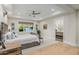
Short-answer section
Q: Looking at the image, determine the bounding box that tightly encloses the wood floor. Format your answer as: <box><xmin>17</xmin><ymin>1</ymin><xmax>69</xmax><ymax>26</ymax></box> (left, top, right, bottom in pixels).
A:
<box><xmin>25</xmin><ymin>42</ymin><xmax>79</xmax><ymax>55</ymax></box>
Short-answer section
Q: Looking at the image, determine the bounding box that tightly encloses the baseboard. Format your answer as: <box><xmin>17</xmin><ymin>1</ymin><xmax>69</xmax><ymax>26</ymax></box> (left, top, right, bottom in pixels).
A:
<box><xmin>63</xmin><ymin>41</ymin><xmax>77</xmax><ymax>47</ymax></box>
<box><xmin>76</xmin><ymin>44</ymin><xmax>79</xmax><ymax>47</ymax></box>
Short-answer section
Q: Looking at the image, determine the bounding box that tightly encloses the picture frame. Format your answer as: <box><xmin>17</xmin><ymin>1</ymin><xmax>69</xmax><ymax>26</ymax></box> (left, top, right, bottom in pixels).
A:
<box><xmin>43</xmin><ymin>24</ymin><xmax>47</xmax><ymax>30</ymax></box>
<box><xmin>11</xmin><ymin>23</ymin><xmax>15</xmax><ymax>31</ymax></box>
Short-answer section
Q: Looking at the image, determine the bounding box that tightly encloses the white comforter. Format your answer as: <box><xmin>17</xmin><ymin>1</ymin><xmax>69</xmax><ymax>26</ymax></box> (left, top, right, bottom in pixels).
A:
<box><xmin>5</xmin><ymin>34</ymin><xmax>39</xmax><ymax>44</ymax></box>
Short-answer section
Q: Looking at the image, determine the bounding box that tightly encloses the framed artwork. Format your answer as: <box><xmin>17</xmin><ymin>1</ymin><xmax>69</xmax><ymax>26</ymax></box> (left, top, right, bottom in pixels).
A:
<box><xmin>11</xmin><ymin>23</ymin><xmax>15</xmax><ymax>31</ymax></box>
<box><xmin>43</xmin><ymin>24</ymin><xmax>47</xmax><ymax>30</ymax></box>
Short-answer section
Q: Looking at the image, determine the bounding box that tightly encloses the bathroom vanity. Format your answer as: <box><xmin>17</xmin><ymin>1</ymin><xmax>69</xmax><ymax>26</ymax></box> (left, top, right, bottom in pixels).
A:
<box><xmin>56</xmin><ymin>32</ymin><xmax>63</xmax><ymax>42</ymax></box>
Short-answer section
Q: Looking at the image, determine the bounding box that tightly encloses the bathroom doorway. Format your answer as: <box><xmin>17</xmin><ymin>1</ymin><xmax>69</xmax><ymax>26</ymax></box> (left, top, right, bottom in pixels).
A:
<box><xmin>55</xmin><ymin>18</ymin><xmax>64</xmax><ymax>42</ymax></box>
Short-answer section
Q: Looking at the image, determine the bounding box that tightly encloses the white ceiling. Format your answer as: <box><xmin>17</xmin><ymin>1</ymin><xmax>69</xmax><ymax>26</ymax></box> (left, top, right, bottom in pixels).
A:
<box><xmin>70</xmin><ymin>5</ymin><xmax>79</xmax><ymax>10</ymax></box>
<box><xmin>3</xmin><ymin>4</ymin><xmax>76</xmax><ymax>21</ymax></box>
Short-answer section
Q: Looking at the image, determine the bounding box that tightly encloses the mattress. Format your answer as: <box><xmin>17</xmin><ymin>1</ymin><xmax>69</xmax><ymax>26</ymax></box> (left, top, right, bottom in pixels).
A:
<box><xmin>5</xmin><ymin>34</ymin><xmax>39</xmax><ymax>44</ymax></box>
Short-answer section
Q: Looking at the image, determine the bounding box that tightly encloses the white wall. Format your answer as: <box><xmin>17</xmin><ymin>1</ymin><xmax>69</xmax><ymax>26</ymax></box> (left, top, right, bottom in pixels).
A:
<box><xmin>39</xmin><ymin>15</ymin><xmax>64</xmax><ymax>41</ymax></box>
<box><xmin>7</xmin><ymin>11</ymin><xmax>77</xmax><ymax>46</ymax></box>
<box><xmin>0</xmin><ymin>5</ymin><xmax>8</xmax><ymax>24</ymax></box>
<box><xmin>8</xmin><ymin>18</ymin><xmax>18</xmax><ymax>33</ymax></box>
<box><xmin>39</xmin><ymin>12</ymin><xmax>77</xmax><ymax>46</ymax></box>
<box><xmin>0</xmin><ymin>5</ymin><xmax>4</xmax><ymax>22</ymax></box>
<box><xmin>0</xmin><ymin>5</ymin><xmax>8</xmax><ymax>31</ymax></box>
<box><xmin>64</xmin><ymin>13</ymin><xmax>77</xmax><ymax>46</ymax></box>
<box><xmin>8</xmin><ymin>17</ymin><xmax>38</xmax><ymax>35</ymax></box>
<box><xmin>55</xmin><ymin>16</ymin><xmax>64</xmax><ymax>32</ymax></box>
<box><xmin>0</xmin><ymin>5</ymin><xmax>3</xmax><ymax>30</ymax></box>
<box><xmin>39</xmin><ymin>18</ymin><xmax>56</xmax><ymax>41</ymax></box>
<box><xmin>76</xmin><ymin>11</ymin><xmax>79</xmax><ymax>47</ymax></box>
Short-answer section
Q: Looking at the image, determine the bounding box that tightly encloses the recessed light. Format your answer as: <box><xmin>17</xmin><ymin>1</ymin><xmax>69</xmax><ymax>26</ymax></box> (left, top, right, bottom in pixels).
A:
<box><xmin>51</xmin><ymin>9</ymin><xmax>55</xmax><ymax>11</ymax></box>
<box><xmin>33</xmin><ymin>18</ymin><xmax>42</xmax><ymax>20</ymax></box>
<box><xmin>52</xmin><ymin>11</ymin><xmax>61</xmax><ymax>15</ymax></box>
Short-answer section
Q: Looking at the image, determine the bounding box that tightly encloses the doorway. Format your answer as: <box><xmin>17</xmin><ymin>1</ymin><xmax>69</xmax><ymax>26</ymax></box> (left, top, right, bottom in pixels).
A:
<box><xmin>55</xmin><ymin>19</ymin><xmax>64</xmax><ymax>42</ymax></box>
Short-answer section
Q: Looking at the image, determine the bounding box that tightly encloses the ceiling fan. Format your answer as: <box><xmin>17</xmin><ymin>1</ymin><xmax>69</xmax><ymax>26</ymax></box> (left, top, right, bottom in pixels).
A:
<box><xmin>29</xmin><ymin>10</ymin><xmax>40</xmax><ymax>17</ymax></box>
<box><xmin>32</xmin><ymin>10</ymin><xmax>40</xmax><ymax>15</ymax></box>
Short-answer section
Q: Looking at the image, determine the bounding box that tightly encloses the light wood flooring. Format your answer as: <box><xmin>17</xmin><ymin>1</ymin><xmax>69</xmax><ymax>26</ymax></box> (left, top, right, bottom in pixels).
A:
<box><xmin>25</xmin><ymin>42</ymin><xmax>79</xmax><ymax>55</ymax></box>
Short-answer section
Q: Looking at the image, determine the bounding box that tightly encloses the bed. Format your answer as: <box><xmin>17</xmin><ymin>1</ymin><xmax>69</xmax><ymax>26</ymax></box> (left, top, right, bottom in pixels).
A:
<box><xmin>5</xmin><ymin>34</ymin><xmax>40</xmax><ymax>49</ymax></box>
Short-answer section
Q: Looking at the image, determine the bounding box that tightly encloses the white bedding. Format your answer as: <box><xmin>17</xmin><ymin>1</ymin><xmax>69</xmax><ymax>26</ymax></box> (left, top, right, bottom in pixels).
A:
<box><xmin>5</xmin><ymin>34</ymin><xmax>39</xmax><ymax>44</ymax></box>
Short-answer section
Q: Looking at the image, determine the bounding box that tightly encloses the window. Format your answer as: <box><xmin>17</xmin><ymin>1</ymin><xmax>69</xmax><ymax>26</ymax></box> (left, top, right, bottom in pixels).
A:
<box><xmin>18</xmin><ymin>22</ymin><xmax>33</xmax><ymax>32</ymax></box>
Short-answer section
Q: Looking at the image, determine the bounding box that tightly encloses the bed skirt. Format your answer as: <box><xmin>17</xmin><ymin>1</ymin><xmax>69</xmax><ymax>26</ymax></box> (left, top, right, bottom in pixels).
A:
<box><xmin>21</xmin><ymin>41</ymin><xmax>40</xmax><ymax>50</ymax></box>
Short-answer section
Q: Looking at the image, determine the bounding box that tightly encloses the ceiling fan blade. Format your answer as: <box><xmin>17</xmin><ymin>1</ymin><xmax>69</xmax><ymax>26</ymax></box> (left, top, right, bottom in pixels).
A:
<box><xmin>32</xmin><ymin>10</ymin><xmax>40</xmax><ymax>15</ymax></box>
<box><xmin>33</xmin><ymin>12</ymin><xmax>40</xmax><ymax>15</ymax></box>
<box><xmin>35</xmin><ymin>13</ymin><xmax>40</xmax><ymax>14</ymax></box>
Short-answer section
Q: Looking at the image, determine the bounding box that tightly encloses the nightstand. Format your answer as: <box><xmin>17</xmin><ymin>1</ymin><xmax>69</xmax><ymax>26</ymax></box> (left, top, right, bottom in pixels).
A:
<box><xmin>0</xmin><ymin>41</ymin><xmax>22</xmax><ymax>55</ymax></box>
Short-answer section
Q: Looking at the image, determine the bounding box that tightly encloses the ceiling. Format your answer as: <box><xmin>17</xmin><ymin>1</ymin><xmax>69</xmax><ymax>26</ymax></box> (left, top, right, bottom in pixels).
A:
<box><xmin>2</xmin><ymin>4</ymin><xmax>76</xmax><ymax>21</ymax></box>
<box><xmin>70</xmin><ymin>5</ymin><xmax>79</xmax><ymax>10</ymax></box>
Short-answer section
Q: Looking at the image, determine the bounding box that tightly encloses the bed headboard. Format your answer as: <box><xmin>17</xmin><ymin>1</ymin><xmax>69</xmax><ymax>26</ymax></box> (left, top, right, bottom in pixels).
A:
<box><xmin>18</xmin><ymin>32</ymin><xmax>31</xmax><ymax>35</ymax></box>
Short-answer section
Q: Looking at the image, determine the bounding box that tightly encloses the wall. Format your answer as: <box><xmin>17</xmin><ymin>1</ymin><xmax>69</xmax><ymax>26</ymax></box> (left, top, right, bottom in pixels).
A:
<box><xmin>76</xmin><ymin>11</ymin><xmax>79</xmax><ymax>47</ymax></box>
<box><xmin>64</xmin><ymin>13</ymin><xmax>77</xmax><ymax>46</ymax></box>
<box><xmin>8</xmin><ymin>12</ymin><xmax>77</xmax><ymax>46</ymax></box>
<box><xmin>8</xmin><ymin>18</ymin><xmax>18</xmax><ymax>33</ymax></box>
<box><xmin>0</xmin><ymin>5</ymin><xmax>4</xmax><ymax>22</ymax></box>
<box><xmin>0</xmin><ymin>5</ymin><xmax>8</xmax><ymax>24</ymax></box>
<box><xmin>0</xmin><ymin>5</ymin><xmax>8</xmax><ymax>31</ymax></box>
<box><xmin>55</xmin><ymin>17</ymin><xmax>64</xmax><ymax>32</ymax></box>
<box><xmin>0</xmin><ymin>5</ymin><xmax>3</xmax><ymax>30</ymax></box>
<box><xmin>8</xmin><ymin>17</ymin><xmax>39</xmax><ymax>35</ymax></box>
<box><xmin>39</xmin><ymin>12</ymin><xmax>77</xmax><ymax>46</ymax></box>
<box><xmin>39</xmin><ymin>15</ymin><xmax>64</xmax><ymax>41</ymax></box>
<box><xmin>39</xmin><ymin>18</ymin><xmax>56</xmax><ymax>41</ymax></box>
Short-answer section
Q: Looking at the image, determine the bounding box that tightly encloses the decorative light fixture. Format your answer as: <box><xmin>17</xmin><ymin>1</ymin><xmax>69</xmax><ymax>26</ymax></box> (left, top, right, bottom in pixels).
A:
<box><xmin>3</xmin><ymin>9</ymin><xmax>7</xmax><ymax>16</ymax></box>
<box><xmin>2</xmin><ymin>5</ymin><xmax>8</xmax><ymax>17</ymax></box>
